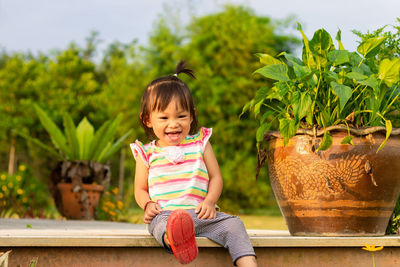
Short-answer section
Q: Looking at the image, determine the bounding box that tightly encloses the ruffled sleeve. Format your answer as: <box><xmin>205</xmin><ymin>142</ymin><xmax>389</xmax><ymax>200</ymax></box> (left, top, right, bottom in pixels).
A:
<box><xmin>200</xmin><ymin>127</ymin><xmax>212</xmax><ymax>152</ymax></box>
<box><xmin>130</xmin><ymin>140</ymin><xmax>149</xmax><ymax>168</ymax></box>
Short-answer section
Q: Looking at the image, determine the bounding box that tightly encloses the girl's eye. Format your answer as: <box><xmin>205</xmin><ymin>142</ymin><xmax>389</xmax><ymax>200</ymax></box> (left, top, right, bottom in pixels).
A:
<box><xmin>159</xmin><ymin>117</ymin><xmax>168</xmax><ymax>120</ymax></box>
<box><xmin>179</xmin><ymin>115</ymin><xmax>187</xmax><ymax>118</ymax></box>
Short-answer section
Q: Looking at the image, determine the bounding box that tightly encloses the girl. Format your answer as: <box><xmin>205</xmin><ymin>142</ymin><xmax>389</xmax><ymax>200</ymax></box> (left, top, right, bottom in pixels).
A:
<box><xmin>131</xmin><ymin>61</ymin><xmax>257</xmax><ymax>266</ymax></box>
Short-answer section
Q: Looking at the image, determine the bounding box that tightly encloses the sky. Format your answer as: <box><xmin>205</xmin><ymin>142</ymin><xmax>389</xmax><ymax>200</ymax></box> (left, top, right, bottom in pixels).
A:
<box><xmin>0</xmin><ymin>0</ymin><xmax>399</xmax><ymax>57</ymax></box>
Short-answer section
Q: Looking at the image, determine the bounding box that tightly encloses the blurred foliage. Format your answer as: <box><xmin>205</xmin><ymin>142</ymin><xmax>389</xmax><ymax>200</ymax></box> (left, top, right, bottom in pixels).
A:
<box><xmin>0</xmin><ymin>165</ymin><xmax>56</xmax><ymax>218</ymax></box>
<box><xmin>0</xmin><ymin>5</ymin><xmax>300</xmax><ymax>215</ymax></box>
<box><xmin>96</xmin><ymin>186</ymin><xmax>125</xmax><ymax>221</ymax></box>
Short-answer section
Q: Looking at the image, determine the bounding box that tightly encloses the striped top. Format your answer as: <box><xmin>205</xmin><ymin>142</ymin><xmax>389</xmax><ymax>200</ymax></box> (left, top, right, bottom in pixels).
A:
<box><xmin>131</xmin><ymin>127</ymin><xmax>212</xmax><ymax>210</ymax></box>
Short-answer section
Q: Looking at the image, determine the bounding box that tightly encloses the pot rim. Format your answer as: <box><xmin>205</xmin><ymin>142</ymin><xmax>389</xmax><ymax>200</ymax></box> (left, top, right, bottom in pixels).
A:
<box><xmin>264</xmin><ymin>125</ymin><xmax>400</xmax><ymax>141</ymax></box>
<box><xmin>57</xmin><ymin>182</ymin><xmax>104</xmax><ymax>191</ymax></box>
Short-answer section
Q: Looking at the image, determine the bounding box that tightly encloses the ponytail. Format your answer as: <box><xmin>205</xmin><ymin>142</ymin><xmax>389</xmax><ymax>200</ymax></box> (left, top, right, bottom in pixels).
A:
<box><xmin>174</xmin><ymin>60</ymin><xmax>196</xmax><ymax>79</ymax></box>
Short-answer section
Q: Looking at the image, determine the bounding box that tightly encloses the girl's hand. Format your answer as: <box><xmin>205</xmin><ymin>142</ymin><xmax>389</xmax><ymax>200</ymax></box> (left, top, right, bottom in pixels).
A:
<box><xmin>195</xmin><ymin>200</ymin><xmax>217</xmax><ymax>219</ymax></box>
<box><xmin>143</xmin><ymin>202</ymin><xmax>162</xmax><ymax>224</ymax></box>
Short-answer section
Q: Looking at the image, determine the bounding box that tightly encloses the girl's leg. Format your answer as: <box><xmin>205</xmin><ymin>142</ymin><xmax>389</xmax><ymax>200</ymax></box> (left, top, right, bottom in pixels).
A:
<box><xmin>148</xmin><ymin>210</ymin><xmax>173</xmax><ymax>252</ymax></box>
<box><xmin>188</xmin><ymin>210</ymin><xmax>257</xmax><ymax>266</ymax></box>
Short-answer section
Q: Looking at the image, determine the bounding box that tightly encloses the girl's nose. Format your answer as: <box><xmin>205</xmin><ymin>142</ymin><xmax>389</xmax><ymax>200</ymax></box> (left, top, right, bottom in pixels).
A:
<box><xmin>169</xmin><ymin>118</ymin><xmax>179</xmax><ymax>127</ymax></box>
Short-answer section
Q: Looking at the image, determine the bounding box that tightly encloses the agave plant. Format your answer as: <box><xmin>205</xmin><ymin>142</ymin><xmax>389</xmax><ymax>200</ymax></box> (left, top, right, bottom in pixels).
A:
<box><xmin>18</xmin><ymin>104</ymin><xmax>132</xmax><ymax>164</ymax></box>
<box><xmin>18</xmin><ymin>104</ymin><xmax>132</xmax><ymax>218</ymax></box>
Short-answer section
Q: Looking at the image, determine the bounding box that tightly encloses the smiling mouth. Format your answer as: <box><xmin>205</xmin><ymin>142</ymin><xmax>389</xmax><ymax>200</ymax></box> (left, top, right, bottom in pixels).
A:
<box><xmin>165</xmin><ymin>131</ymin><xmax>182</xmax><ymax>141</ymax></box>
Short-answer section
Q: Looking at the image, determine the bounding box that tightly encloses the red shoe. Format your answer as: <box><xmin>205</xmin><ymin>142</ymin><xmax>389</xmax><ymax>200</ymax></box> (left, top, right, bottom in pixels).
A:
<box><xmin>166</xmin><ymin>209</ymin><xmax>198</xmax><ymax>264</ymax></box>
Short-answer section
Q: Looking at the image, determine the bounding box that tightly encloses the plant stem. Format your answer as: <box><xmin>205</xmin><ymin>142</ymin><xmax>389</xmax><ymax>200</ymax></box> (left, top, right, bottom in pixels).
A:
<box><xmin>372</xmin><ymin>252</ymin><xmax>375</xmax><ymax>267</ymax></box>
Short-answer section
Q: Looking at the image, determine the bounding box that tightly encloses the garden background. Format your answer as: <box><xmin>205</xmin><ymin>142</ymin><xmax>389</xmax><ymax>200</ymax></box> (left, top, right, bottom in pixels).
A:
<box><xmin>0</xmin><ymin>2</ymin><xmax>398</xmax><ymax>226</ymax></box>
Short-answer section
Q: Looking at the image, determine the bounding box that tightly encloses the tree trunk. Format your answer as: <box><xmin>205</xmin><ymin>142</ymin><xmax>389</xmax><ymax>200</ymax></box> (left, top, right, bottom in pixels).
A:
<box><xmin>8</xmin><ymin>136</ymin><xmax>16</xmax><ymax>175</ymax></box>
<box><xmin>118</xmin><ymin>145</ymin><xmax>125</xmax><ymax>199</ymax></box>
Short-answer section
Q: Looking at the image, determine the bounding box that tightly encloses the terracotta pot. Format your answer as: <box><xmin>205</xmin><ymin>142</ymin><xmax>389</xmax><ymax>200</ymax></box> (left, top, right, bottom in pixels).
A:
<box><xmin>267</xmin><ymin>131</ymin><xmax>400</xmax><ymax>236</ymax></box>
<box><xmin>57</xmin><ymin>183</ymin><xmax>104</xmax><ymax>220</ymax></box>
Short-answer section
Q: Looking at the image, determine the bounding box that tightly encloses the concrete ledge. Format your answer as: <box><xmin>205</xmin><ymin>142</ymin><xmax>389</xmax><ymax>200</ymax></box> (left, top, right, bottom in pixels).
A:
<box><xmin>1</xmin><ymin>219</ymin><xmax>400</xmax><ymax>248</ymax></box>
<box><xmin>2</xmin><ymin>219</ymin><xmax>400</xmax><ymax>266</ymax></box>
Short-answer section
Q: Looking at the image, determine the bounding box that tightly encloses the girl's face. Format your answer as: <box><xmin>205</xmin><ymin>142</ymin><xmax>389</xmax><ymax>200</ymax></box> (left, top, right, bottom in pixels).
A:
<box><xmin>146</xmin><ymin>97</ymin><xmax>193</xmax><ymax>147</ymax></box>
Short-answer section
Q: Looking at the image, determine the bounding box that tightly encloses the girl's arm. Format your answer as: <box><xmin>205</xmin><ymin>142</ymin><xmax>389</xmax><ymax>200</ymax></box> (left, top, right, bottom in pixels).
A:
<box><xmin>134</xmin><ymin>157</ymin><xmax>162</xmax><ymax>223</ymax></box>
<box><xmin>195</xmin><ymin>141</ymin><xmax>223</xmax><ymax>219</ymax></box>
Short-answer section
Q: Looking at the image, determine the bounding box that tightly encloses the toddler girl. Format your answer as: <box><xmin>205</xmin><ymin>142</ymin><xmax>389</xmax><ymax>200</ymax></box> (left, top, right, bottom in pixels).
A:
<box><xmin>131</xmin><ymin>61</ymin><xmax>257</xmax><ymax>266</ymax></box>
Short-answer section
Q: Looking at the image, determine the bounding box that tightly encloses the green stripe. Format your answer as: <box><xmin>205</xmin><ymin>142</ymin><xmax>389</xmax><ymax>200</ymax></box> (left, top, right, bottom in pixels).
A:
<box><xmin>152</xmin><ymin>187</ymin><xmax>207</xmax><ymax>197</ymax></box>
<box><xmin>150</xmin><ymin>168</ymin><xmax>207</xmax><ymax>180</ymax></box>
<box><xmin>150</xmin><ymin>152</ymin><xmax>200</xmax><ymax>164</ymax></box>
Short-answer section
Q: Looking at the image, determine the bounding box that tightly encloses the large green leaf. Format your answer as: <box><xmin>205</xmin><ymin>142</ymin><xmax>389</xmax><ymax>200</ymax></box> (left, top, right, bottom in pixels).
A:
<box><xmin>357</xmin><ymin>37</ymin><xmax>385</xmax><ymax>58</ymax></box>
<box><xmin>331</xmin><ymin>82</ymin><xmax>352</xmax><ymax>111</ymax></box>
<box><xmin>309</xmin><ymin>28</ymin><xmax>333</xmax><ymax>68</ymax></box>
<box><xmin>316</xmin><ymin>131</ymin><xmax>333</xmax><ymax>152</ymax></box>
<box><xmin>297</xmin><ymin>23</ymin><xmax>317</xmax><ymax>69</ymax></box>
<box><xmin>346</xmin><ymin>72</ymin><xmax>367</xmax><ymax>81</ymax></box>
<box><xmin>292</xmin><ymin>91</ymin><xmax>312</xmax><ymax>122</ymax></box>
<box><xmin>256</xmin><ymin>123</ymin><xmax>271</xmax><ymax>143</ymax></box>
<box><xmin>279</xmin><ymin>117</ymin><xmax>298</xmax><ymax>146</ymax></box>
<box><xmin>76</xmin><ymin>117</ymin><xmax>94</xmax><ymax>160</ymax></box>
<box><xmin>100</xmin><ymin>129</ymin><xmax>133</xmax><ymax>163</ymax></box>
<box><xmin>14</xmin><ymin>130</ymin><xmax>64</xmax><ymax>160</ymax></box>
<box><xmin>63</xmin><ymin>113</ymin><xmax>79</xmax><ymax>160</ymax></box>
<box><xmin>335</xmin><ymin>29</ymin><xmax>345</xmax><ymax>50</ymax></box>
<box><xmin>378</xmin><ymin>58</ymin><xmax>400</xmax><ymax>87</ymax></box>
<box><xmin>358</xmin><ymin>76</ymin><xmax>380</xmax><ymax>96</ymax></box>
<box><xmin>377</xmin><ymin>119</ymin><xmax>392</xmax><ymax>153</ymax></box>
<box><xmin>283</xmin><ymin>52</ymin><xmax>304</xmax><ymax>66</ymax></box>
<box><xmin>34</xmin><ymin>104</ymin><xmax>71</xmax><ymax>157</ymax></box>
<box><xmin>254</xmin><ymin>64</ymin><xmax>289</xmax><ymax>81</ymax></box>
<box><xmin>91</xmin><ymin>114</ymin><xmax>123</xmax><ymax>161</ymax></box>
<box><xmin>328</xmin><ymin>50</ymin><xmax>350</xmax><ymax>65</ymax></box>
<box><xmin>256</xmin><ymin>53</ymin><xmax>283</xmax><ymax>66</ymax></box>
<box><xmin>341</xmin><ymin>135</ymin><xmax>354</xmax><ymax>145</ymax></box>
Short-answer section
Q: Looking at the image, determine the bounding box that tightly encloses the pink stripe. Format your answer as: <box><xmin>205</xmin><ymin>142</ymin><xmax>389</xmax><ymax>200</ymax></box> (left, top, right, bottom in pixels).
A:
<box><xmin>157</xmin><ymin>194</ymin><xmax>205</xmax><ymax>203</ymax></box>
<box><xmin>150</xmin><ymin>158</ymin><xmax>203</xmax><ymax>169</ymax></box>
<box><xmin>178</xmin><ymin>140</ymin><xmax>202</xmax><ymax>147</ymax></box>
<box><xmin>134</xmin><ymin>142</ymin><xmax>148</xmax><ymax>167</ymax></box>
<box><xmin>149</xmin><ymin>176</ymin><xmax>209</xmax><ymax>189</ymax></box>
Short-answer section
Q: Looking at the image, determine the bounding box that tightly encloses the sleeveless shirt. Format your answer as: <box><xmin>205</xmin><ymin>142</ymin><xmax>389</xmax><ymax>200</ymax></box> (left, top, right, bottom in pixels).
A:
<box><xmin>131</xmin><ymin>127</ymin><xmax>212</xmax><ymax>210</ymax></box>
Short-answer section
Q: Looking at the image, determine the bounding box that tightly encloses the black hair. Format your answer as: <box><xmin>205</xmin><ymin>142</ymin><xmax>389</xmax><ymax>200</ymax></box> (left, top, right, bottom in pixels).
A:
<box><xmin>139</xmin><ymin>60</ymin><xmax>198</xmax><ymax>139</ymax></box>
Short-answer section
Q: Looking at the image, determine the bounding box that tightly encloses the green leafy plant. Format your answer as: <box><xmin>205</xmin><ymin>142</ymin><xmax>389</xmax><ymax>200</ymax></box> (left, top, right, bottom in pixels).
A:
<box><xmin>244</xmin><ymin>23</ymin><xmax>400</xmax><ymax>151</ymax></box>
<box><xmin>17</xmin><ymin>104</ymin><xmax>132</xmax><ymax>164</ymax></box>
<box><xmin>0</xmin><ymin>165</ymin><xmax>54</xmax><ymax>218</ymax></box>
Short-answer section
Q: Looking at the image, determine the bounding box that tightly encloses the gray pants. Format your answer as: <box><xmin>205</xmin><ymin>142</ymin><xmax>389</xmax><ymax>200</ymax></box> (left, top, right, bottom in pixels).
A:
<box><xmin>148</xmin><ymin>209</ymin><xmax>256</xmax><ymax>264</ymax></box>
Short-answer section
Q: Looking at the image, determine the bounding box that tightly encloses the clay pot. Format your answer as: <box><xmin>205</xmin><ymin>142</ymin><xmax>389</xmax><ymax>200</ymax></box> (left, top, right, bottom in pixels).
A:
<box><xmin>267</xmin><ymin>131</ymin><xmax>400</xmax><ymax>236</ymax></box>
<box><xmin>57</xmin><ymin>183</ymin><xmax>104</xmax><ymax>220</ymax></box>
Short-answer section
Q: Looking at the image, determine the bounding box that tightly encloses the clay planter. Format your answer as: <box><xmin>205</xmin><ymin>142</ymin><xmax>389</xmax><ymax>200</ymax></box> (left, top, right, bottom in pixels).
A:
<box><xmin>57</xmin><ymin>183</ymin><xmax>104</xmax><ymax>220</ymax></box>
<box><xmin>267</xmin><ymin>131</ymin><xmax>400</xmax><ymax>236</ymax></box>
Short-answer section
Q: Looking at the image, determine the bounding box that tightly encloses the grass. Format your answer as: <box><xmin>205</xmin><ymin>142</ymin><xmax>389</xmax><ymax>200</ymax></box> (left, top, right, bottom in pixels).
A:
<box><xmin>237</xmin><ymin>214</ymin><xmax>287</xmax><ymax>230</ymax></box>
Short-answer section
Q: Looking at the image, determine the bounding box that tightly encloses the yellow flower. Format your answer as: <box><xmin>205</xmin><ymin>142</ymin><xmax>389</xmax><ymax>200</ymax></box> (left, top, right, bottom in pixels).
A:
<box><xmin>106</xmin><ymin>201</ymin><xmax>116</xmax><ymax>209</ymax></box>
<box><xmin>2</xmin><ymin>185</ymin><xmax>8</xmax><ymax>192</ymax></box>
<box><xmin>112</xmin><ymin>187</ymin><xmax>119</xmax><ymax>195</ymax></box>
<box><xmin>362</xmin><ymin>244</ymin><xmax>384</xmax><ymax>252</ymax></box>
<box><xmin>102</xmin><ymin>206</ymin><xmax>109</xmax><ymax>212</ymax></box>
<box><xmin>117</xmin><ymin>201</ymin><xmax>124</xmax><ymax>210</ymax></box>
<box><xmin>18</xmin><ymin>165</ymin><xmax>26</xmax><ymax>171</ymax></box>
<box><xmin>16</xmin><ymin>176</ymin><xmax>22</xmax><ymax>181</ymax></box>
<box><xmin>17</xmin><ymin>189</ymin><xmax>24</xmax><ymax>195</ymax></box>
<box><xmin>109</xmin><ymin>211</ymin><xmax>116</xmax><ymax>216</ymax></box>
<box><xmin>22</xmin><ymin>197</ymin><xmax>28</xmax><ymax>203</ymax></box>
<box><xmin>1</xmin><ymin>174</ymin><xmax>6</xmax><ymax>181</ymax></box>
<box><xmin>7</xmin><ymin>182</ymin><xmax>13</xmax><ymax>189</ymax></box>
<box><xmin>106</xmin><ymin>192</ymin><xmax>110</xmax><ymax>196</ymax></box>
<box><xmin>0</xmin><ymin>192</ymin><xmax>4</xmax><ymax>198</ymax></box>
